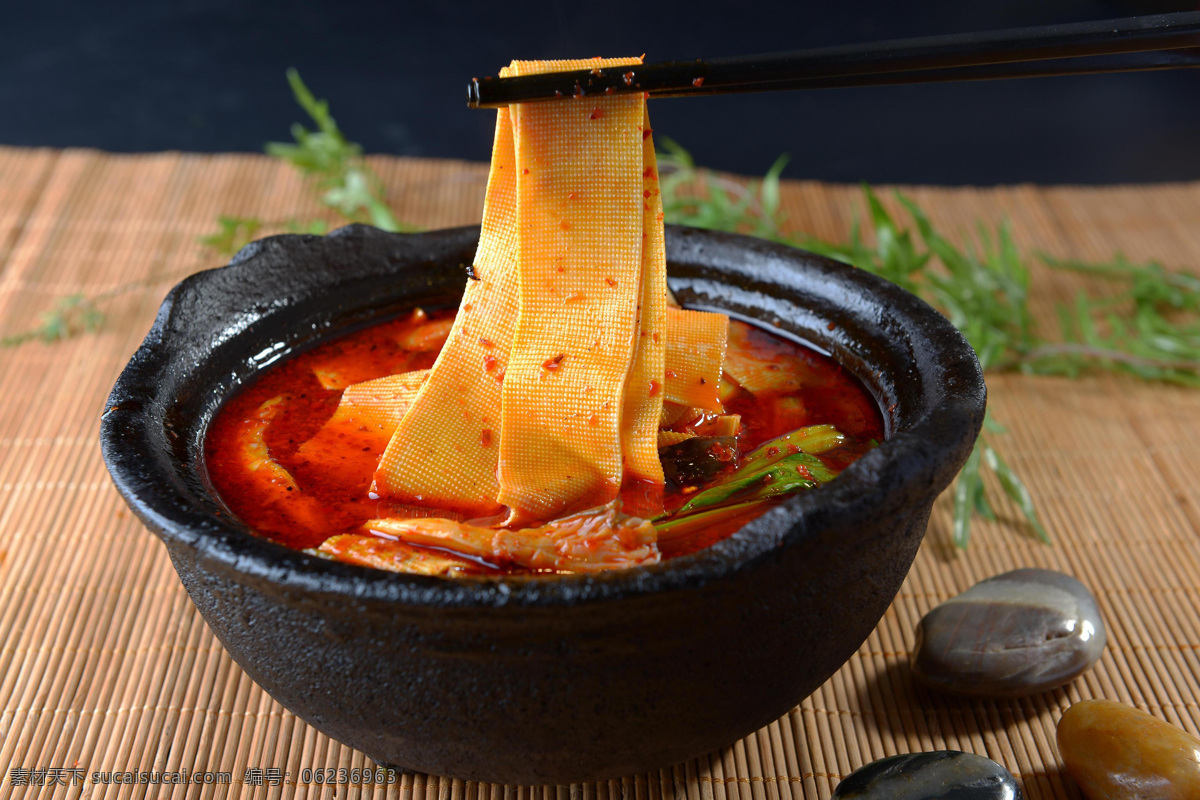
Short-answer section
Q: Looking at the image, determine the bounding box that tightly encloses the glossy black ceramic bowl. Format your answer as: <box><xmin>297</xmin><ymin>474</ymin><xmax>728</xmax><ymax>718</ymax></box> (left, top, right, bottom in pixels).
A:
<box><xmin>101</xmin><ymin>224</ymin><xmax>984</xmax><ymax>785</ymax></box>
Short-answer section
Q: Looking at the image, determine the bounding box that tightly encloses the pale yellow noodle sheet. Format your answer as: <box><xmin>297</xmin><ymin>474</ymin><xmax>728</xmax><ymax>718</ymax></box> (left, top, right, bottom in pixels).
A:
<box><xmin>497</xmin><ymin>56</ymin><xmax>647</xmax><ymax>524</ymax></box>
<box><xmin>373</xmin><ymin>100</ymin><xmax>520</xmax><ymax>516</ymax></box>
<box><xmin>662</xmin><ymin>306</ymin><xmax>728</xmax><ymax>411</ymax></box>
<box><xmin>619</xmin><ymin>105</ymin><xmax>668</xmax><ymax>490</ymax></box>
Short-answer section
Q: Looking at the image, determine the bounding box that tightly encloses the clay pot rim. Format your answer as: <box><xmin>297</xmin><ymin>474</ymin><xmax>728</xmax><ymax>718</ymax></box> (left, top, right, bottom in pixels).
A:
<box><xmin>100</xmin><ymin>223</ymin><xmax>985</xmax><ymax>610</ymax></box>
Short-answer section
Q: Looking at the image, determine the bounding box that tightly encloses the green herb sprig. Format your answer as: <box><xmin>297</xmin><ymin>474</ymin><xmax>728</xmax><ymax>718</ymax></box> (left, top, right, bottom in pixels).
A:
<box><xmin>0</xmin><ymin>276</ymin><xmax>181</xmax><ymax>348</ymax></box>
<box><xmin>265</xmin><ymin>69</ymin><xmax>417</xmax><ymax>235</ymax></box>
<box><xmin>0</xmin><ymin>293</ymin><xmax>106</xmax><ymax>347</ymax></box>
<box><xmin>1016</xmin><ymin>255</ymin><xmax>1200</xmax><ymax>386</ymax></box>
<box><xmin>198</xmin><ymin>215</ymin><xmax>332</xmax><ymax>258</ymax></box>
<box><xmin>199</xmin><ymin>69</ymin><xmax>420</xmax><ymax>259</ymax></box>
<box><xmin>2</xmin><ymin>70</ymin><xmax>421</xmax><ymax>349</ymax></box>
<box><xmin>657</xmin><ymin>139</ymin><xmax>1197</xmax><ymax>547</ymax></box>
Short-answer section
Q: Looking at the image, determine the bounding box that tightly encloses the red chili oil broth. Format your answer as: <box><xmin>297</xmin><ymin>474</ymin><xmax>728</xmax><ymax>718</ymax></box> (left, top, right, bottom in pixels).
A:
<box><xmin>205</xmin><ymin>308</ymin><xmax>884</xmax><ymax>574</ymax></box>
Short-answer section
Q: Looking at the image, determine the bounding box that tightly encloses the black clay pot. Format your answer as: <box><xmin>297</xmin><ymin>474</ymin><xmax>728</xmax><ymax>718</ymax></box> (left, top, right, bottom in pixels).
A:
<box><xmin>101</xmin><ymin>224</ymin><xmax>984</xmax><ymax>785</ymax></box>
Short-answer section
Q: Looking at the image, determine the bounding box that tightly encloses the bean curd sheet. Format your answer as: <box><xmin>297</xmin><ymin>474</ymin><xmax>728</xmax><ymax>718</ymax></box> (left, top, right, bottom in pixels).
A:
<box><xmin>206</xmin><ymin>309</ymin><xmax>884</xmax><ymax>576</ymax></box>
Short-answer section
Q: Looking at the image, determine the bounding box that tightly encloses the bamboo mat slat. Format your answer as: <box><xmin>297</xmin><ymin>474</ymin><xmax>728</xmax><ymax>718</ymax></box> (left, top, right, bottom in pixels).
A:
<box><xmin>0</xmin><ymin>144</ymin><xmax>1198</xmax><ymax>799</ymax></box>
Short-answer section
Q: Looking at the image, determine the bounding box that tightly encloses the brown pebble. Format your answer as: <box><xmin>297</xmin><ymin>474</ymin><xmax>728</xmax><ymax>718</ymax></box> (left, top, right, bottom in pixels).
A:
<box><xmin>912</xmin><ymin>568</ymin><xmax>1105</xmax><ymax>697</ymax></box>
<box><xmin>1057</xmin><ymin>699</ymin><xmax>1200</xmax><ymax>799</ymax></box>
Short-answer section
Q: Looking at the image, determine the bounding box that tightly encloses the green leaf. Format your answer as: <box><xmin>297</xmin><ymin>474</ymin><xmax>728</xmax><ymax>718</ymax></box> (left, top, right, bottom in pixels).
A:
<box><xmin>741</xmin><ymin>424</ymin><xmax>846</xmax><ymax>468</ymax></box>
<box><xmin>655</xmin><ymin>500</ymin><xmax>765</xmax><ymax>542</ymax></box>
<box><xmin>659</xmin><ymin>137</ymin><xmax>791</xmax><ymax>242</ymax></box>
<box><xmin>285</xmin><ymin>218</ymin><xmax>330</xmax><ymax>235</ymax></box>
<box><xmin>760</xmin><ymin>153</ymin><xmax>790</xmax><ymax>218</ymax></box>
<box><xmin>952</xmin><ymin>442</ymin><xmax>982</xmax><ymax>549</ymax></box>
<box><xmin>1</xmin><ymin>293</ymin><xmax>108</xmax><ymax>348</ymax></box>
<box><xmin>264</xmin><ymin>69</ymin><xmax>418</xmax><ymax>233</ymax></box>
<box><xmin>972</xmin><ymin>475</ymin><xmax>996</xmax><ymax>521</ymax></box>
<box><xmin>678</xmin><ymin>451</ymin><xmax>838</xmax><ymax>514</ymax></box>
<box><xmin>982</xmin><ymin>412</ymin><xmax>1007</xmax><ymax>435</ymax></box>
<box><xmin>982</xmin><ymin>443</ymin><xmax>1050</xmax><ymax>544</ymax></box>
<box><xmin>198</xmin><ymin>216</ymin><xmax>264</xmax><ymax>257</ymax></box>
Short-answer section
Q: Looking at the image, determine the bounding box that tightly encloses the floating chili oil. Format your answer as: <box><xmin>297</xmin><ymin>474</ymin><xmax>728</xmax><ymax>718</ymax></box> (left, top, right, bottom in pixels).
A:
<box><xmin>206</xmin><ymin>308</ymin><xmax>884</xmax><ymax>576</ymax></box>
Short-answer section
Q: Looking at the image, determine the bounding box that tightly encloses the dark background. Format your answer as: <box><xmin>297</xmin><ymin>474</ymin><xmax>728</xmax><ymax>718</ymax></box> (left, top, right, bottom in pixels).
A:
<box><xmin>4</xmin><ymin>0</ymin><xmax>1198</xmax><ymax>184</ymax></box>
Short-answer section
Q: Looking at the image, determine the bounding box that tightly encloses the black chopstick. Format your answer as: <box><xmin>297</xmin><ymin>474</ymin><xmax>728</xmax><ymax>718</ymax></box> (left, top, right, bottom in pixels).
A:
<box><xmin>467</xmin><ymin>11</ymin><xmax>1200</xmax><ymax>108</ymax></box>
<box><xmin>645</xmin><ymin>48</ymin><xmax>1200</xmax><ymax>99</ymax></box>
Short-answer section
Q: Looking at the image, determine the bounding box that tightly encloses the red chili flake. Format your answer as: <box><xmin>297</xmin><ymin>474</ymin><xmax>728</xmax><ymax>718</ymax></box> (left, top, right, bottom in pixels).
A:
<box><xmin>555</xmin><ymin>90</ymin><xmax>563</xmax><ymax>98</ymax></box>
<box><xmin>543</xmin><ymin>353</ymin><xmax>566</xmax><ymax>371</ymax></box>
<box><xmin>665</xmin><ymin>368</ymin><xmax>677</xmax><ymax>379</ymax></box>
<box><xmin>604</xmin><ymin>87</ymin><xmax>615</xmax><ymax>95</ymax></box>
<box><xmin>480</xmin><ymin>429</ymin><xmax>493</xmax><ymax>448</ymax></box>
<box><xmin>522</xmin><ymin>168</ymin><xmax>530</xmax><ymax>175</ymax></box>
<box><xmin>796</xmin><ymin>464</ymin><xmax>814</xmax><ymax>480</ymax></box>
<box><xmin>463</xmin><ymin>303</ymin><xmax>473</xmax><ymax>312</ymax></box>
<box><xmin>648</xmin><ymin>380</ymin><xmax>661</xmax><ymax>397</ymax></box>
<box><xmin>623</xmin><ymin>71</ymin><xmax>635</xmax><ymax>86</ymax></box>
<box><xmin>573</xmin><ymin>81</ymin><xmax>584</xmax><ymax>98</ymax></box>
<box><xmin>827</xmin><ymin>322</ymin><xmax>836</xmax><ymax>330</ymax></box>
<box><xmin>560</xmin><ymin>220</ymin><xmax>571</xmax><ymax>230</ymax></box>
<box><xmin>692</xmin><ymin>77</ymin><xmax>705</xmax><ymax>88</ymax></box>
<box><xmin>495</xmin><ymin>368</ymin><xmax>506</xmax><ymax>383</ymax></box>
<box><xmin>643</xmin><ymin>167</ymin><xmax>656</xmax><ymax>179</ymax></box>
<box><xmin>589</xmin><ymin>107</ymin><xmax>604</xmax><ymax>120</ymax></box>
<box><xmin>655</xmin><ymin>212</ymin><xmax>664</xmax><ymax>222</ymax></box>
<box><xmin>767</xmin><ymin>447</ymin><xmax>780</xmax><ymax>456</ymax></box>
<box><xmin>605</xmin><ymin>277</ymin><xmax>617</xmax><ymax>287</ymax></box>
<box><xmin>652</xmin><ymin>332</ymin><xmax>660</xmax><ymax>343</ymax></box>
<box><xmin>479</xmin><ymin>337</ymin><xmax>493</xmax><ymax>348</ymax></box>
<box><xmin>587</xmin><ymin>411</ymin><xmax>600</xmax><ymax>426</ymax></box>
<box><xmin>567</xmin><ymin>191</ymin><xmax>578</xmax><ymax>200</ymax></box>
<box><xmin>642</xmin><ymin>128</ymin><xmax>653</xmax><ymax>140</ymax></box>
<box><xmin>643</xmin><ymin>189</ymin><xmax>651</xmax><ymax>198</ymax></box>
<box><xmin>483</xmin><ymin>354</ymin><xmax>498</xmax><ymax>372</ymax></box>
<box><xmin>591</xmin><ymin>67</ymin><xmax>603</xmax><ymax>76</ymax></box>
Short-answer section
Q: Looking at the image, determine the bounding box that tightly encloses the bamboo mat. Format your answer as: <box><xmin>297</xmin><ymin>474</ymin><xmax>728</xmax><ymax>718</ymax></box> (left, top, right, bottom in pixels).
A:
<box><xmin>0</xmin><ymin>145</ymin><xmax>1198</xmax><ymax>800</ymax></box>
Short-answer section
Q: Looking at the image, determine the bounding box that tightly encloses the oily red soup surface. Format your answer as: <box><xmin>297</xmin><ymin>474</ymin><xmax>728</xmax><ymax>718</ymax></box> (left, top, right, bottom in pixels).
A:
<box><xmin>205</xmin><ymin>309</ymin><xmax>884</xmax><ymax>572</ymax></box>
